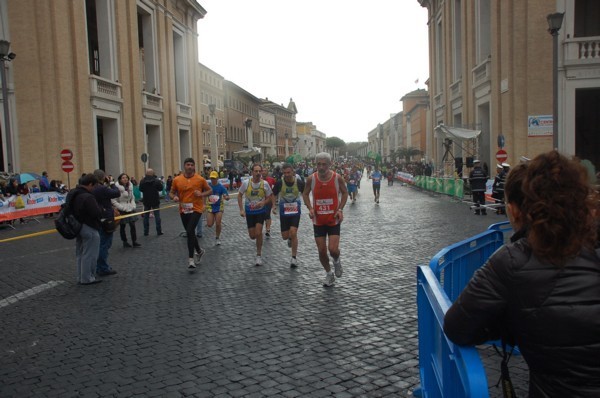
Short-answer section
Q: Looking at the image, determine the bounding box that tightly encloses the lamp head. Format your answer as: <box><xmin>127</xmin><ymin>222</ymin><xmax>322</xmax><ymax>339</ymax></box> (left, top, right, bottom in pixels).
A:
<box><xmin>0</xmin><ymin>40</ymin><xmax>10</xmax><ymax>57</ymax></box>
<box><xmin>547</xmin><ymin>12</ymin><xmax>564</xmax><ymax>35</ymax></box>
<box><xmin>208</xmin><ymin>103</ymin><xmax>216</xmax><ymax>115</ymax></box>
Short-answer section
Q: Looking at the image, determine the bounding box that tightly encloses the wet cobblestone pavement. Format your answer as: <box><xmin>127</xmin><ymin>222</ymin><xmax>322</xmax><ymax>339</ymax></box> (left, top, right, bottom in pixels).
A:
<box><xmin>0</xmin><ymin>177</ymin><xmax>527</xmax><ymax>397</ymax></box>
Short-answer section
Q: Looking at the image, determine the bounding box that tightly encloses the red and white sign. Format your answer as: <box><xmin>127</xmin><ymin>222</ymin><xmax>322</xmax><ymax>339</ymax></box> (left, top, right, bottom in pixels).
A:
<box><xmin>495</xmin><ymin>149</ymin><xmax>508</xmax><ymax>163</ymax></box>
<box><xmin>60</xmin><ymin>149</ymin><xmax>73</xmax><ymax>161</ymax></box>
<box><xmin>61</xmin><ymin>160</ymin><xmax>74</xmax><ymax>173</ymax></box>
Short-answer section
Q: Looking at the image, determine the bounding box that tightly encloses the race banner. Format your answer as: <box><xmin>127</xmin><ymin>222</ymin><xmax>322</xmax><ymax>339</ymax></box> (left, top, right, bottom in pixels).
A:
<box><xmin>0</xmin><ymin>192</ymin><xmax>66</xmax><ymax>221</ymax></box>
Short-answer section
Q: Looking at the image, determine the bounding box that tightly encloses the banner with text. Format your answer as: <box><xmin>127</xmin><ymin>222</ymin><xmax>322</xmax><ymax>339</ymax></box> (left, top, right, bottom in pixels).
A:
<box><xmin>0</xmin><ymin>192</ymin><xmax>66</xmax><ymax>221</ymax></box>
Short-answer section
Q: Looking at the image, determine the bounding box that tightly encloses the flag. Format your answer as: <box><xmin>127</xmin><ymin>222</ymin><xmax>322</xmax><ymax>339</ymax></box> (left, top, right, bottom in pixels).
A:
<box><xmin>414</xmin><ymin>78</ymin><xmax>419</xmax><ymax>84</ymax></box>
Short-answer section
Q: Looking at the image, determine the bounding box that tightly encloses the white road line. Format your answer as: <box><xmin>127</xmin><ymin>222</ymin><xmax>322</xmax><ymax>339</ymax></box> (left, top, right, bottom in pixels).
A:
<box><xmin>0</xmin><ymin>280</ymin><xmax>66</xmax><ymax>309</ymax></box>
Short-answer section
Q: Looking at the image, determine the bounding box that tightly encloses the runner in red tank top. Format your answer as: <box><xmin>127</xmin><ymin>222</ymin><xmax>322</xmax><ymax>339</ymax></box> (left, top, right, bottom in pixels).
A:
<box><xmin>302</xmin><ymin>152</ymin><xmax>349</xmax><ymax>287</ymax></box>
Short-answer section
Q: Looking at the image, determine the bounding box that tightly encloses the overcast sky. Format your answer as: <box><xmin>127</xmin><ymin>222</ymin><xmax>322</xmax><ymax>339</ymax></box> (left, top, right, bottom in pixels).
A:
<box><xmin>197</xmin><ymin>1</ymin><xmax>430</xmax><ymax>144</ymax></box>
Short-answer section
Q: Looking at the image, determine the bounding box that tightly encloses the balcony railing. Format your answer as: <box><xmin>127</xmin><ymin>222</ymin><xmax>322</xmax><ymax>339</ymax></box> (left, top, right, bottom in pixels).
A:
<box><xmin>472</xmin><ymin>56</ymin><xmax>491</xmax><ymax>87</ymax></box>
<box><xmin>143</xmin><ymin>91</ymin><xmax>162</xmax><ymax>109</ymax></box>
<box><xmin>449</xmin><ymin>78</ymin><xmax>462</xmax><ymax>99</ymax></box>
<box><xmin>177</xmin><ymin>102</ymin><xmax>191</xmax><ymax>117</ymax></box>
<box><xmin>565</xmin><ymin>36</ymin><xmax>600</xmax><ymax>65</ymax></box>
<box><xmin>89</xmin><ymin>75</ymin><xmax>121</xmax><ymax>99</ymax></box>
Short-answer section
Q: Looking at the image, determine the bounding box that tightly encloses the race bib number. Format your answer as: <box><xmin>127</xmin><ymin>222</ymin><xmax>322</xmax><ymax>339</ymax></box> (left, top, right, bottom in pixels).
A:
<box><xmin>208</xmin><ymin>195</ymin><xmax>219</xmax><ymax>204</ymax></box>
<box><xmin>283</xmin><ymin>202</ymin><xmax>299</xmax><ymax>216</ymax></box>
<box><xmin>315</xmin><ymin>198</ymin><xmax>334</xmax><ymax>215</ymax></box>
<box><xmin>373</xmin><ymin>178</ymin><xmax>380</xmax><ymax>183</ymax></box>
<box><xmin>181</xmin><ymin>202</ymin><xmax>194</xmax><ymax>214</ymax></box>
<box><xmin>349</xmin><ymin>179</ymin><xmax>355</xmax><ymax>185</ymax></box>
<box><xmin>249</xmin><ymin>200</ymin><xmax>261</xmax><ymax>211</ymax></box>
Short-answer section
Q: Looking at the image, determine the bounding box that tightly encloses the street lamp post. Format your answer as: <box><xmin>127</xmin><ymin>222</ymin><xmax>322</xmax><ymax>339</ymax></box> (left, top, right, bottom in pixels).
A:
<box><xmin>378</xmin><ymin>123</ymin><xmax>383</xmax><ymax>163</ymax></box>
<box><xmin>284</xmin><ymin>132</ymin><xmax>289</xmax><ymax>158</ymax></box>
<box><xmin>0</xmin><ymin>40</ymin><xmax>16</xmax><ymax>173</ymax></box>
<box><xmin>547</xmin><ymin>12</ymin><xmax>564</xmax><ymax>151</ymax></box>
<box><xmin>208</xmin><ymin>103</ymin><xmax>218</xmax><ymax>172</ymax></box>
<box><xmin>244</xmin><ymin>118</ymin><xmax>254</xmax><ymax>163</ymax></box>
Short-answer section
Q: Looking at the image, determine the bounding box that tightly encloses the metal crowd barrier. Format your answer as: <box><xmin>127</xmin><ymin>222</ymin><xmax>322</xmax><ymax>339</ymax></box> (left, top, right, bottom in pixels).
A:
<box><xmin>414</xmin><ymin>221</ymin><xmax>511</xmax><ymax>397</ymax></box>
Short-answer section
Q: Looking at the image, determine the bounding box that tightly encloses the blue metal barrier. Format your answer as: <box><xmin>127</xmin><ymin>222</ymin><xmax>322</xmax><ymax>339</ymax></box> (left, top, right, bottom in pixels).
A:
<box><xmin>428</xmin><ymin>229</ymin><xmax>504</xmax><ymax>302</ymax></box>
<box><xmin>414</xmin><ymin>266</ymin><xmax>489</xmax><ymax>398</ymax></box>
<box><xmin>415</xmin><ymin>222</ymin><xmax>515</xmax><ymax>397</ymax></box>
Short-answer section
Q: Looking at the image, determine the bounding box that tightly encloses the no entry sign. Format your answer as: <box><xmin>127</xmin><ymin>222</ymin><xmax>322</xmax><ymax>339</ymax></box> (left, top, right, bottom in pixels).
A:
<box><xmin>61</xmin><ymin>160</ymin><xmax>74</xmax><ymax>173</ymax></box>
<box><xmin>60</xmin><ymin>149</ymin><xmax>73</xmax><ymax>161</ymax></box>
<box><xmin>496</xmin><ymin>149</ymin><xmax>508</xmax><ymax>163</ymax></box>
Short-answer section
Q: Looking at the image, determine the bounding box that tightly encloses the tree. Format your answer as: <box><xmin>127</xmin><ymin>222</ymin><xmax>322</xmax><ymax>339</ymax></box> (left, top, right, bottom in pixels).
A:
<box><xmin>396</xmin><ymin>147</ymin><xmax>422</xmax><ymax>163</ymax></box>
<box><xmin>325</xmin><ymin>137</ymin><xmax>346</xmax><ymax>159</ymax></box>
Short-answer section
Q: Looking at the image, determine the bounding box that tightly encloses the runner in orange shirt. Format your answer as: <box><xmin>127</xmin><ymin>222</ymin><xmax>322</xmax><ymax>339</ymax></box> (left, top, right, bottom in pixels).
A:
<box><xmin>302</xmin><ymin>152</ymin><xmax>349</xmax><ymax>287</ymax></box>
<box><xmin>169</xmin><ymin>158</ymin><xmax>212</xmax><ymax>269</ymax></box>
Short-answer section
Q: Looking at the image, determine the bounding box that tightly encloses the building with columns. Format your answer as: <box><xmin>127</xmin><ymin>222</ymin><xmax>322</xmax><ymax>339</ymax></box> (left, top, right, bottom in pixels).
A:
<box><xmin>260</xmin><ymin>99</ymin><xmax>296</xmax><ymax>160</ymax></box>
<box><xmin>223</xmin><ymin>80</ymin><xmax>261</xmax><ymax>159</ymax></box>
<box><xmin>417</xmin><ymin>0</ymin><xmax>600</xmax><ymax>173</ymax></box>
<box><xmin>198</xmin><ymin>62</ymin><xmax>225</xmax><ymax>169</ymax></box>
<box><xmin>0</xmin><ymin>0</ymin><xmax>207</xmax><ymax>179</ymax></box>
<box><xmin>258</xmin><ymin>108</ymin><xmax>276</xmax><ymax>158</ymax></box>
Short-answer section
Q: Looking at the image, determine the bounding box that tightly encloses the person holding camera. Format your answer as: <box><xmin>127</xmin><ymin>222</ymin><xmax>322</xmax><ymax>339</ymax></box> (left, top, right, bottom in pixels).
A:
<box><xmin>92</xmin><ymin>169</ymin><xmax>121</xmax><ymax>276</ymax></box>
<box><xmin>139</xmin><ymin>168</ymin><xmax>164</xmax><ymax>236</ymax></box>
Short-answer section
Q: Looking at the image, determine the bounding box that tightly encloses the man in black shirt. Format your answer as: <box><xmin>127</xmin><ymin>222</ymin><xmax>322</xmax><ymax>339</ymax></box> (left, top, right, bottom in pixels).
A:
<box><xmin>469</xmin><ymin>159</ymin><xmax>488</xmax><ymax>215</ymax></box>
<box><xmin>139</xmin><ymin>168</ymin><xmax>164</xmax><ymax>236</ymax></box>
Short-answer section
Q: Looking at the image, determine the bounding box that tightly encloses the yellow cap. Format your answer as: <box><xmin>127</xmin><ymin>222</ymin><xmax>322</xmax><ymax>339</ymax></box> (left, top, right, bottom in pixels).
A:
<box><xmin>209</xmin><ymin>171</ymin><xmax>219</xmax><ymax>179</ymax></box>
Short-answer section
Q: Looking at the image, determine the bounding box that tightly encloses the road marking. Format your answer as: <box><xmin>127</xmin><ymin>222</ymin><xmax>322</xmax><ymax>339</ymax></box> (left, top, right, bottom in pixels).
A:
<box><xmin>0</xmin><ymin>280</ymin><xmax>65</xmax><ymax>309</ymax></box>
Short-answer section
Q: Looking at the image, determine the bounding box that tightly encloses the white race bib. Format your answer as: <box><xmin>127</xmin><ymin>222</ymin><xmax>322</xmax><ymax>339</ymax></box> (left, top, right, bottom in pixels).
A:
<box><xmin>283</xmin><ymin>202</ymin><xmax>299</xmax><ymax>215</ymax></box>
<box><xmin>208</xmin><ymin>195</ymin><xmax>219</xmax><ymax>204</ymax></box>
<box><xmin>315</xmin><ymin>198</ymin><xmax>334</xmax><ymax>215</ymax></box>
<box><xmin>181</xmin><ymin>202</ymin><xmax>194</xmax><ymax>214</ymax></box>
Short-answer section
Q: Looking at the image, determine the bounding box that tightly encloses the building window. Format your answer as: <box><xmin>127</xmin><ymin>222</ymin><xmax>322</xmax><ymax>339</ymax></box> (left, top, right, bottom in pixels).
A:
<box><xmin>137</xmin><ymin>4</ymin><xmax>158</xmax><ymax>93</ymax></box>
<box><xmin>452</xmin><ymin>0</ymin><xmax>462</xmax><ymax>81</ymax></box>
<box><xmin>575</xmin><ymin>0</ymin><xmax>600</xmax><ymax>37</ymax></box>
<box><xmin>476</xmin><ymin>0</ymin><xmax>491</xmax><ymax>63</ymax></box>
<box><xmin>86</xmin><ymin>0</ymin><xmax>116</xmax><ymax>79</ymax></box>
<box><xmin>172</xmin><ymin>26</ymin><xmax>187</xmax><ymax>103</ymax></box>
<box><xmin>435</xmin><ymin>16</ymin><xmax>443</xmax><ymax>94</ymax></box>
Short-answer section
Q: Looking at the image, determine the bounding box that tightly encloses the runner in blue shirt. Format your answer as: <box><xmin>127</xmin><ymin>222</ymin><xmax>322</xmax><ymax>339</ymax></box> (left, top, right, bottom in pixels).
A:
<box><xmin>345</xmin><ymin>167</ymin><xmax>360</xmax><ymax>204</ymax></box>
<box><xmin>206</xmin><ymin>171</ymin><xmax>230</xmax><ymax>246</ymax></box>
<box><xmin>371</xmin><ymin>166</ymin><xmax>383</xmax><ymax>204</ymax></box>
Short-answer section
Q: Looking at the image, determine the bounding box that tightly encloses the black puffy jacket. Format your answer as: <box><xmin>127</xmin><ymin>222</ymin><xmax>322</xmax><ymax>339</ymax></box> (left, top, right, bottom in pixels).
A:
<box><xmin>444</xmin><ymin>234</ymin><xmax>600</xmax><ymax>397</ymax></box>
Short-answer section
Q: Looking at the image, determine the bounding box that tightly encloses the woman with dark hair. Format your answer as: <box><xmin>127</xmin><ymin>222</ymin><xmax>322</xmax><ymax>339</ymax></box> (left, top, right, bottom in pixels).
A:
<box><xmin>111</xmin><ymin>173</ymin><xmax>141</xmax><ymax>248</ymax></box>
<box><xmin>444</xmin><ymin>150</ymin><xmax>600</xmax><ymax>396</ymax></box>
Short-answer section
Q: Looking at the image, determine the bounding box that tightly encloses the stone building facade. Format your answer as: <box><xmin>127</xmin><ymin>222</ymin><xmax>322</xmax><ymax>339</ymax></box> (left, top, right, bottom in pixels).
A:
<box><xmin>0</xmin><ymin>0</ymin><xmax>207</xmax><ymax>180</ymax></box>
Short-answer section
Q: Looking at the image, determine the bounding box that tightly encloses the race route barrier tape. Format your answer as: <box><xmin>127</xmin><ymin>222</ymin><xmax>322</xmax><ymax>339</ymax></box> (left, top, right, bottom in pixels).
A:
<box><xmin>0</xmin><ymin>204</ymin><xmax>179</xmax><ymax>243</ymax></box>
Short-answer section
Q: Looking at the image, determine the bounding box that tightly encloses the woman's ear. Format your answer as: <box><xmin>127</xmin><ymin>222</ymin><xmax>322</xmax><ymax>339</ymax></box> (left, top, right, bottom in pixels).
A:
<box><xmin>506</xmin><ymin>202</ymin><xmax>522</xmax><ymax>229</ymax></box>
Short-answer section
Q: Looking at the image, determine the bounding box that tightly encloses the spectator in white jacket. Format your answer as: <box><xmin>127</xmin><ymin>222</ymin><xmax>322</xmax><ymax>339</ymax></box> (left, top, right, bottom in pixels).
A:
<box><xmin>111</xmin><ymin>173</ymin><xmax>141</xmax><ymax>248</ymax></box>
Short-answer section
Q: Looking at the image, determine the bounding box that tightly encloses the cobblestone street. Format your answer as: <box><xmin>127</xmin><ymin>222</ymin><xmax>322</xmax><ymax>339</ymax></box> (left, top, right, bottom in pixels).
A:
<box><xmin>0</xmin><ymin>177</ymin><xmax>526</xmax><ymax>397</ymax></box>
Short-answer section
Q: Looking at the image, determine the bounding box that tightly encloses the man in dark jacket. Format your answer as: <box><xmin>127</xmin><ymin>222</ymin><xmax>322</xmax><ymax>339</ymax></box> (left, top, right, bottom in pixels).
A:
<box><xmin>70</xmin><ymin>173</ymin><xmax>103</xmax><ymax>285</ymax></box>
<box><xmin>468</xmin><ymin>159</ymin><xmax>488</xmax><ymax>215</ymax></box>
<box><xmin>139</xmin><ymin>168</ymin><xmax>163</xmax><ymax>236</ymax></box>
<box><xmin>92</xmin><ymin>169</ymin><xmax>121</xmax><ymax>276</ymax></box>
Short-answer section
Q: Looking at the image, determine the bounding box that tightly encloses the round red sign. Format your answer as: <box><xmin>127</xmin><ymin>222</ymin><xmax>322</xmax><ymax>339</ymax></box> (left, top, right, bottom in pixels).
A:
<box><xmin>495</xmin><ymin>149</ymin><xmax>508</xmax><ymax>163</ymax></box>
<box><xmin>60</xmin><ymin>149</ymin><xmax>73</xmax><ymax>161</ymax></box>
<box><xmin>61</xmin><ymin>160</ymin><xmax>74</xmax><ymax>173</ymax></box>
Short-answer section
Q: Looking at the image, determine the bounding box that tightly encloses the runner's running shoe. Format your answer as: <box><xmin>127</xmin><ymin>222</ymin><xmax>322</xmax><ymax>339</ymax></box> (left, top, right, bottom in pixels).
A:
<box><xmin>194</xmin><ymin>248</ymin><xmax>205</xmax><ymax>265</ymax></box>
<box><xmin>255</xmin><ymin>256</ymin><xmax>262</xmax><ymax>266</ymax></box>
<box><xmin>290</xmin><ymin>257</ymin><xmax>298</xmax><ymax>268</ymax></box>
<box><xmin>188</xmin><ymin>258</ymin><xmax>196</xmax><ymax>269</ymax></box>
<box><xmin>323</xmin><ymin>272</ymin><xmax>335</xmax><ymax>287</ymax></box>
<box><xmin>333</xmin><ymin>257</ymin><xmax>343</xmax><ymax>277</ymax></box>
